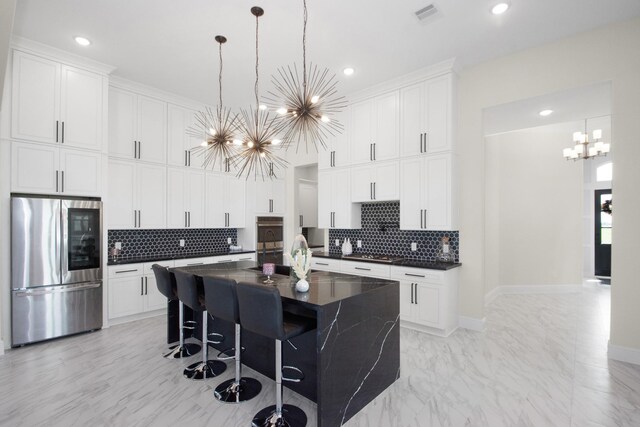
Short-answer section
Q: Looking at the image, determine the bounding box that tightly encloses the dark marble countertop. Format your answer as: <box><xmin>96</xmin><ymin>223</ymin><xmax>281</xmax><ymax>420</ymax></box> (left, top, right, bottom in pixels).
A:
<box><xmin>172</xmin><ymin>260</ymin><xmax>399</xmax><ymax>308</ymax></box>
<box><xmin>107</xmin><ymin>250</ymin><xmax>255</xmax><ymax>266</ymax></box>
<box><xmin>311</xmin><ymin>251</ymin><xmax>461</xmax><ymax>270</ymax></box>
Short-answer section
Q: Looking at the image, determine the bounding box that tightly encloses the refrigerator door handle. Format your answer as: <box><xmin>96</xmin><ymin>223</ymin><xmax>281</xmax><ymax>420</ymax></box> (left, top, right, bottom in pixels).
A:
<box><xmin>15</xmin><ymin>282</ymin><xmax>102</xmax><ymax>297</ymax></box>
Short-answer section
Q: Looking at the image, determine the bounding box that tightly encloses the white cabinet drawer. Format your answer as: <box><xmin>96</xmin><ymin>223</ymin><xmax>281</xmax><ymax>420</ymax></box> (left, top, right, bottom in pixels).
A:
<box><xmin>391</xmin><ymin>266</ymin><xmax>444</xmax><ymax>285</ymax></box>
<box><xmin>231</xmin><ymin>253</ymin><xmax>256</xmax><ymax>262</ymax></box>
<box><xmin>174</xmin><ymin>257</ymin><xmax>212</xmax><ymax>267</ymax></box>
<box><xmin>341</xmin><ymin>261</ymin><xmax>390</xmax><ymax>278</ymax></box>
<box><xmin>311</xmin><ymin>257</ymin><xmax>342</xmax><ymax>272</ymax></box>
<box><xmin>108</xmin><ymin>264</ymin><xmax>143</xmax><ymax>278</ymax></box>
<box><xmin>142</xmin><ymin>260</ymin><xmax>174</xmax><ymax>275</ymax></box>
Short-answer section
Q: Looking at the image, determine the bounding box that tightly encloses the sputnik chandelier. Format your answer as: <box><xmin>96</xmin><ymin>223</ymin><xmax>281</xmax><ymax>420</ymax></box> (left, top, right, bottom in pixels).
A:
<box><xmin>563</xmin><ymin>118</ymin><xmax>610</xmax><ymax>161</ymax></box>
<box><xmin>187</xmin><ymin>35</ymin><xmax>241</xmax><ymax>171</ymax></box>
<box><xmin>265</xmin><ymin>0</ymin><xmax>347</xmax><ymax>152</ymax></box>
<box><xmin>233</xmin><ymin>6</ymin><xmax>289</xmax><ymax>180</ymax></box>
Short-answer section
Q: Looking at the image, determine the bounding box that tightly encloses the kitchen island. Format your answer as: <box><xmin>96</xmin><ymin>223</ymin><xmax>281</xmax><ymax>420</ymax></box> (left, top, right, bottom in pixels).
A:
<box><xmin>170</xmin><ymin>261</ymin><xmax>400</xmax><ymax>427</ymax></box>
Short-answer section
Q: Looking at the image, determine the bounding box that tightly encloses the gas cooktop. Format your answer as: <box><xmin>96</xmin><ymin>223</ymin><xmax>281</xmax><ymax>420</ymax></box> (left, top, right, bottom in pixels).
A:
<box><xmin>342</xmin><ymin>254</ymin><xmax>404</xmax><ymax>264</ymax></box>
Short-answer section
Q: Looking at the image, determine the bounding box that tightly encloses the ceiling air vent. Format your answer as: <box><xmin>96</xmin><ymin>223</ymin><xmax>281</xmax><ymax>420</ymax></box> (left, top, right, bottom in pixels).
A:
<box><xmin>415</xmin><ymin>4</ymin><xmax>438</xmax><ymax>21</ymax></box>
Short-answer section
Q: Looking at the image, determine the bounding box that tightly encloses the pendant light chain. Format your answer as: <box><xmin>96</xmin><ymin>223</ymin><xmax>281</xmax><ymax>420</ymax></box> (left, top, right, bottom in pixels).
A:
<box><xmin>255</xmin><ymin>13</ymin><xmax>260</xmax><ymax>109</ymax></box>
<box><xmin>302</xmin><ymin>0</ymin><xmax>307</xmax><ymax>91</ymax></box>
<box><xmin>218</xmin><ymin>41</ymin><xmax>223</xmax><ymax>108</ymax></box>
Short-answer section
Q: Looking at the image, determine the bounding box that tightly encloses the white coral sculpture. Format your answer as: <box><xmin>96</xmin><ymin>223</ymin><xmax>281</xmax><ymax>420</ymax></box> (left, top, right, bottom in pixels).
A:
<box><xmin>284</xmin><ymin>249</ymin><xmax>312</xmax><ymax>281</ymax></box>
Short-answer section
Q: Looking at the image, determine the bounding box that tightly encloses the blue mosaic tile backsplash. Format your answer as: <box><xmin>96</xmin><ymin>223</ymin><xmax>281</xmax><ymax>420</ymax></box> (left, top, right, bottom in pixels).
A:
<box><xmin>108</xmin><ymin>228</ymin><xmax>237</xmax><ymax>261</ymax></box>
<box><xmin>328</xmin><ymin>202</ymin><xmax>459</xmax><ymax>262</ymax></box>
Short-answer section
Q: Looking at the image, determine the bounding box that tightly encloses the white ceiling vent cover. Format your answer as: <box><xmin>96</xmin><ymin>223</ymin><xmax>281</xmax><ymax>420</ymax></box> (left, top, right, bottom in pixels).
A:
<box><xmin>415</xmin><ymin>4</ymin><xmax>438</xmax><ymax>21</ymax></box>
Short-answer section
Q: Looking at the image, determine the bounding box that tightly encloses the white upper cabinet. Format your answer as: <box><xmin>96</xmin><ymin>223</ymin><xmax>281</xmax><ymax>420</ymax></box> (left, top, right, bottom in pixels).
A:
<box><xmin>318</xmin><ymin>111</ymin><xmax>349</xmax><ymax>170</ymax></box>
<box><xmin>11</xmin><ymin>50</ymin><xmax>104</xmax><ymax>151</ymax></box>
<box><xmin>168</xmin><ymin>104</ymin><xmax>203</xmax><ymax>169</ymax></box>
<box><xmin>349</xmin><ymin>91</ymin><xmax>399</xmax><ymax>165</ymax></box>
<box><xmin>167</xmin><ymin>168</ymin><xmax>205</xmax><ymax>228</ymax></box>
<box><xmin>255</xmin><ymin>178</ymin><xmax>285</xmax><ymax>216</ymax></box>
<box><xmin>400</xmin><ymin>74</ymin><xmax>452</xmax><ymax>157</ymax></box>
<box><xmin>205</xmin><ymin>173</ymin><xmax>246</xmax><ymax>228</ymax></box>
<box><xmin>108</xmin><ymin>86</ymin><xmax>167</xmax><ymax>164</ymax></box>
<box><xmin>318</xmin><ymin>169</ymin><xmax>361</xmax><ymax>229</ymax></box>
<box><xmin>107</xmin><ymin>159</ymin><xmax>166</xmax><ymax>229</ymax></box>
<box><xmin>350</xmin><ymin>161</ymin><xmax>399</xmax><ymax>203</ymax></box>
<box><xmin>400</xmin><ymin>153</ymin><xmax>455</xmax><ymax>231</ymax></box>
<box><xmin>11</xmin><ymin>141</ymin><xmax>101</xmax><ymax>197</ymax></box>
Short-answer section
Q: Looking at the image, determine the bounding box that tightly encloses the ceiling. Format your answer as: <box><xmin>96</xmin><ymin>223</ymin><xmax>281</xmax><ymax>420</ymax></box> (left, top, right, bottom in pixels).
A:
<box><xmin>11</xmin><ymin>0</ymin><xmax>640</xmax><ymax>109</ymax></box>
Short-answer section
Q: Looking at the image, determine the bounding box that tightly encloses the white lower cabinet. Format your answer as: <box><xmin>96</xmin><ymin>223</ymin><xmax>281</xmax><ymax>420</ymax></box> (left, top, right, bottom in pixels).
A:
<box><xmin>391</xmin><ymin>266</ymin><xmax>458</xmax><ymax>336</ymax></box>
<box><xmin>108</xmin><ymin>261</ymin><xmax>173</xmax><ymax>320</ymax></box>
<box><xmin>11</xmin><ymin>141</ymin><xmax>102</xmax><ymax>196</ymax></box>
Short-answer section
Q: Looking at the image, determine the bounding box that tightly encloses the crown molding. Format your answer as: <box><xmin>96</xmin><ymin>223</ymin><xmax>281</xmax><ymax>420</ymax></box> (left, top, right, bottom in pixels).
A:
<box><xmin>109</xmin><ymin>75</ymin><xmax>207</xmax><ymax>111</ymax></box>
<box><xmin>346</xmin><ymin>57</ymin><xmax>457</xmax><ymax>103</ymax></box>
<box><xmin>10</xmin><ymin>36</ymin><xmax>116</xmax><ymax>75</ymax></box>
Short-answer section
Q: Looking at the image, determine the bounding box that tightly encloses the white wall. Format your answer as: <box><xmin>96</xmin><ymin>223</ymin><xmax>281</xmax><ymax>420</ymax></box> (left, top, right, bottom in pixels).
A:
<box><xmin>485</xmin><ymin>124</ymin><xmax>583</xmax><ymax>292</ymax></box>
<box><xmin>457</xmin><ymin>17</ymin><xmax>640</xmax><ymax>354</ymax></box>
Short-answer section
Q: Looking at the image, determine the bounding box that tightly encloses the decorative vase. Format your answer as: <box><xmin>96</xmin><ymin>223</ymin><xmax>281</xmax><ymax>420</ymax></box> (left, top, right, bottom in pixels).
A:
<box><xmin>295</xmin><ymin>278</ymin><xmax>309</xmax><ymax>293</ymax></box>
<box><xmin>288</xmin><ymin>234</ymin><xmax>311</xmax><ymax>281</ymax></box>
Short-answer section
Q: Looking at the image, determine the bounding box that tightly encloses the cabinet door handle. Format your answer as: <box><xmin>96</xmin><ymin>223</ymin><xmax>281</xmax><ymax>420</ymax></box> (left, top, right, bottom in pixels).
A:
<box><xmin>133</xmin><ymin>141</ymin><xmax>137</xmax><ymax>159</ymax></box>
<box><xmin>55</xmin><ymin>170</ymin><xmax>59</xmax><ymax>192</ymax></box>
<box><xmin>140</xmin><ymin>277</ymin><xmax>144</xmax><ymax>296</ymax></box>
<box><xmin>414</xmin><ymin>284</ymin><xmax>418</xmax><ymax>304</ymax></box>
<box><xmin>370</xmin><ymin>143</ymin><xmax>373</xmax><ymax>161</ymax></box>
<box><xmin>316</xmin><ymin>262</ymin><xmax>329</xmax><ymax>266</ymax></box>
<box><xmin>185</xmin><ymin>150</ymin><xmax>188</xmax><ymax>166</ymax></box>
<box><xmin>138</xmin><ymin>210</ymin><xmax>141</xmax><ymax>228</ymax></box>
<box><xmin>405</xmin><ymin>273</ymin><xmax>425</xmax><ymax>278</ymax></box>
<box><xmin>370</xmin><ymin>182</ymin><xmax>373</xmax><ymax>200</ymax></box>
<box><xmin>373</xmin><ymin>143</ymin><xmax>376</xmax><ymax>161</ymax></box>
<box><xmin>138</xmin><ymin>141</ymin><xmax>141</xmax><ymax>159</ymax></box>
<box><xmin>411</xmin><ymin>283</ymin><xmax>414</xmax><ymax>304</ymax></box>
<box><xmin>144</xmin><ymin>277</ymin><xmax>148</xmax><ymax>295</ymax></box>
<box><xmin>374</xmin><ymin>182</ymin><xmax>376</xmax><ymax>200</ymax></box>
<box><xmin>56</xmin><ymin>121</ymin><xmax>59</xmax><ymax>143</ymax></box>
<box><xmin>355</xmin><ymin>267</ymin><xmax>371</xmax><ymax>271</ymax></box>
<box><xmin>188</xmin><ymin>211</ymin><xmax>191</xmax><ymax>227</ymax></box>
<box><xmin>299</xmin><ymin>215</ymin><xmax>303</xmax><ymax>227</ymax></box>
<box><xmin>423</xmin><ymin>209</ymin><xmax>427</xmax><ymax>229</ymax></box>
<box><xmin>134</xmin><ymin>210</ymin><xmax>137</xmax><ymax>227</ymax></box>
<box><xmin>61</xmin><ymin>122</ymin><xmax>65</xmax><ymax>143</ymax></box>
<box><xmin>188</xmin><ymin>151</ymin><xmax>191</xmax><ymax>167</ymax></box>
<box><xmin>61</xmin><ymin>171</ymin><xmax>64</xmax><ymax>193</ymax></box>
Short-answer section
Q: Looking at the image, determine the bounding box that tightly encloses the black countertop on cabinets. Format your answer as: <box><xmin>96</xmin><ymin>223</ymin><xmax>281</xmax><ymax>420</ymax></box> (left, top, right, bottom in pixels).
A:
<box><xmin>106</xmin><ymin>250</ymin><xmax>255</xmax><ymax>266</ymax></box>
<box><xmin>311</xmin><ymin>251</ymin><xmax>462</xmax><ymax>270</ymax></box>
<box><xmin>172</xmin><ymin>260</ymin><xmax>398</xmax><ymax>308</ymax></box>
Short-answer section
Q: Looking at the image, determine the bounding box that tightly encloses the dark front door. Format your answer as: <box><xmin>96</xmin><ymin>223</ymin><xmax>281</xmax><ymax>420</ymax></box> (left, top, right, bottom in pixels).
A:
<box><xmin>594</xmin><ymin>189</ymin><xmax>612</xmax><ymax>278</ymax></box>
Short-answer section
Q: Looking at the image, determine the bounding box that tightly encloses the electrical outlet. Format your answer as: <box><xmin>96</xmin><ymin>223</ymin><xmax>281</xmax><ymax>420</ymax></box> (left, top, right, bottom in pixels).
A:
<box><xmin>335</xmin><ymin>239</ymin><xmax>340</xmax><ymax>246</ymax></box>
<box><xmin>357</xmin><ymin>240</ymin><xmax>362</xmax><ymax>248</ymax></box>
<box><xmin>411</xmin><ymin>242</ymin><xmax>417</xmax><ymax>252</ymax></box>
<box><xmin>227</xmin><ymin>237</ymin><xmax>232</xmax><ymax>244</ymax></box>
<box><xmin>115</xmin><ymin>242</ymin><xmax>122</xmax><ymax>250</ymax></box>
<box><xmin>179</xmin><ymin>239</ymin><xmax>185</xmax><ymax>247</ymax></box>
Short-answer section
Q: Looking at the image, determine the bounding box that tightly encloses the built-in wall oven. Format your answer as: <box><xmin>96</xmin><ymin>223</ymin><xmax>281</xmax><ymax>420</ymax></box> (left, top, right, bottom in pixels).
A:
<box><xmin>256</xmin><ymin>216</ymin><xmax>284</xmax><ymax>266</ymax></box>
<box><xmin>11</xmin><ymin>195</ymin><xmax>103</xmax><ymax>346</ymax></box>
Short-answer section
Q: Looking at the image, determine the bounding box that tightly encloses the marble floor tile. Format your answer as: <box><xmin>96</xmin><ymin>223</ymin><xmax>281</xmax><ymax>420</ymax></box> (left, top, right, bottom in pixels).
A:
<box><xmin>1</xmin><ymin>284</ymin><xmax>639</xmax><ymax>426</ymax></box>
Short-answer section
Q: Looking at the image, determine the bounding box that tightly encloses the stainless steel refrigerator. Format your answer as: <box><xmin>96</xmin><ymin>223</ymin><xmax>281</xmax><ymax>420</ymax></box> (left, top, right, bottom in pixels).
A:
<box><xmin>11</xmin><ymin>195</ymin><xmax>103</xmax><ymax>346</ymax></box>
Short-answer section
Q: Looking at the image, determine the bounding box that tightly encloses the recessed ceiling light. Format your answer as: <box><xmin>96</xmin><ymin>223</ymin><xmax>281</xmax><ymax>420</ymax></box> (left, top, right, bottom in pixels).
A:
<box><xmin>539</xmin><ymin>109</ymin><xmax>553</xmax><ymax>117</ymax></box>
<box><xmin>491</xmin><ymin>3</ymin><xmax>510</xmax><ymax>15</ymax></box>
<box><xmin>74</xmin><ymin>36</ymin><xmax>91</xmax><ymax>46</ymax></box>
<box><xmin>343</xmin><ymin>67</ymin><xmax>355</xmax><ymax>76</ymax></box>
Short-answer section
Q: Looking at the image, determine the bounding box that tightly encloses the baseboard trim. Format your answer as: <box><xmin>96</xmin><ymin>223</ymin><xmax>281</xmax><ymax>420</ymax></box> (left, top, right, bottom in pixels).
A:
<box><xmin>608</xmin><ymin>343</ymin><xmax>640</xmax><ymax>366</ymax></box>
<box><xmin>458</xmin><ymin>316</ymin><xmax>486</xmax><ymax>332</ymax></box>
<box><xmin>485</xmin><ymin>284</ymin><xmax>582</xmax><ymax>305</ymax></box>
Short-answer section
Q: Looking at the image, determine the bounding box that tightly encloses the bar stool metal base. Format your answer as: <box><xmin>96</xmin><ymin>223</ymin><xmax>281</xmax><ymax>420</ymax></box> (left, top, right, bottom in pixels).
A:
<box><xmin>183</xmin><ymin>360</ymin><xmax>226</xmax><ymax>380</ymax></box>
<box><xmin>214</xmin><ymin>377</ymin><xmax>262</xmax><ymax>403</ymax></box>
<box><xmin>251</xmin><ymin>404</ymin><xmax>307</xmax><ymax>427</ymax></box>
<box><xmin>164</xmin><ymin>342</ymin><xmax>201</xmax><ymax>359</ymax></box>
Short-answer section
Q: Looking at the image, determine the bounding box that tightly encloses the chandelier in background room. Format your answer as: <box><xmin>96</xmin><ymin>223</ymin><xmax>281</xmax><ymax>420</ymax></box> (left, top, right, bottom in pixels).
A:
<box><xmin>563</xmin><ymin>118</ymin><xmax>611</xmax><ymax>161</ymax></box>
<box><xmin>234</xmin><ymin>6</ymin><xmax>289</xmax><ymax>180</ymax></box>
<box><xmin>265</xmin><ymin>0</ymin><xmax>347</xmax><ymax>152</ymax></box>
<box><xmin>187</xmin><ymin>35</ymin><xmax>241</xmax><ymax>171</ymax></box>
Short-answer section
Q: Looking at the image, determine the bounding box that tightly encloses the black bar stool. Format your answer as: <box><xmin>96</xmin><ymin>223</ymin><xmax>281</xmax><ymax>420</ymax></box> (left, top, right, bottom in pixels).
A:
<box><xmin>236</xmin><ymin>281</ymin><xmax>314</xmax><ymax>427</ymax></box>
<box><xmin>174</xmin><ymin>270</ymin><xmax>227</xmax><ymax>380</ymax></box>
<box><xmin>202</xmin><ymin>276</ymin><xmax>262</xmax><ymax>403</ymax></box>
<box><xmin>151</xmin><ymin>264</ymin><xmax>201</xmax><ymax>358</ymax></box>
